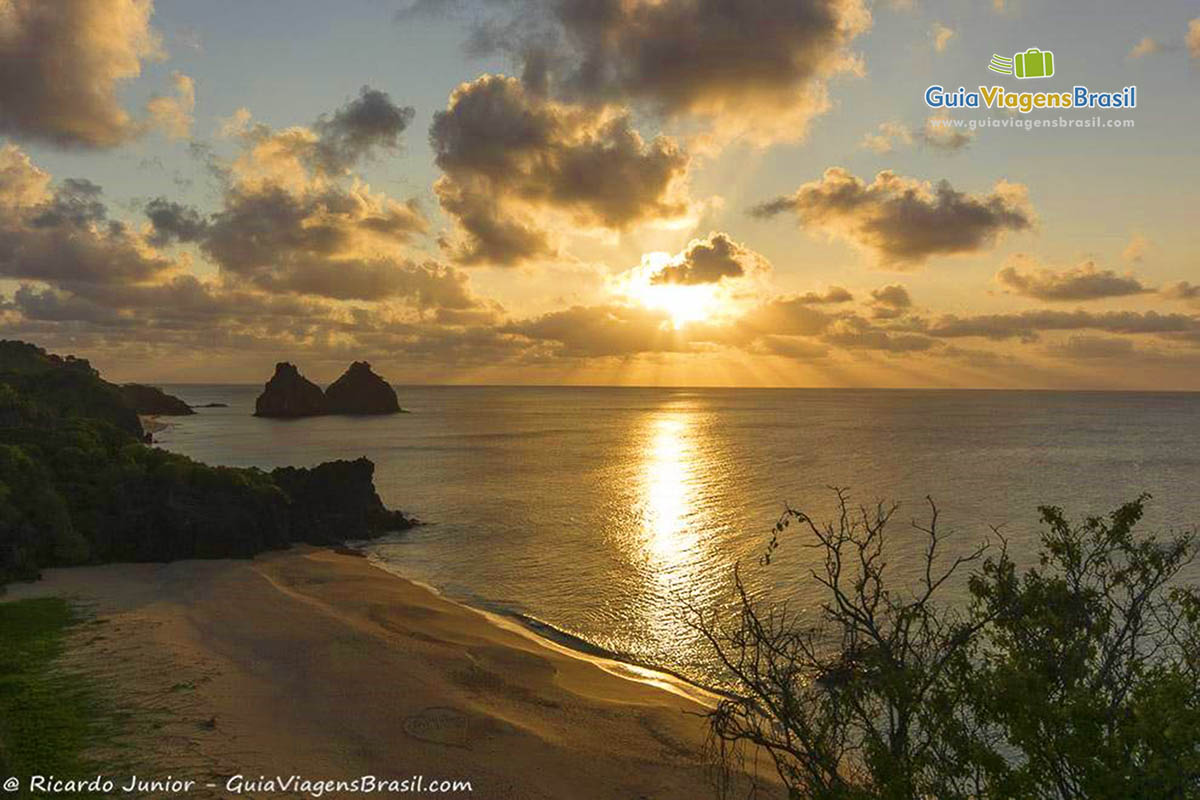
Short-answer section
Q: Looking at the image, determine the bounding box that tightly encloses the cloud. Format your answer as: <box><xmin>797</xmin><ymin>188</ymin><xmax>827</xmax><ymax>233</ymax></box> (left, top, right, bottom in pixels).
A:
<box><xmin>506</xmin><ymin>303</ymin><xmax>686</xmax><ymax>357</ymax></box>
<box><xmin>823</xmin><ymin>316</ymin><xmax>936</xmax><ymax>352</ymax></box>
<box><xmin>930</xmin><ymin>23</ymin><xmax>955</xmax><ymax>53</ymax></box>
<box><xmin>1162</xmin><ymin>282</ymin><xmax>1200</xmax><ymax>306</ymax></box>
<box><xmin>468</xmin><ymin>0</ymin><xmax>872</xmax><ymax>144</ymax></box>
<box><xmin>751</xmin><ymin>168</ymin><xmax>1034</xmax><ymax>266</ymax></box>
<box><xmin>0</xmin><ymin>0</ymin><xmax>174</xmax><ymax>148</ymax></box>
<box><xmin>1122</xmin><ymin>233</ymin><xmax>1148</xmax><ymax>263</ymax></box>
<box><xmin>756</xmin><ymin>335</ymin><xmax>829</xmax><ymax>360</ymax></box>
<box><xmin>144</xmin><ymin>198</ymin><xmax>208</xmax><ymax>247</ymax></box>
<box><xmin>927</xmin><ymin>310</ymin><xmax>1198</xmax><ymax>341</ymax></box>
<box><xmin>860</xmin><ymin>121</ymin><xmax>912</xmax><ymax>154</ymax></box>
<box><xmin>737</xmin><ymin>297</ymin><xmax>835</xmax><ymax>337</ymax></box>
<box><xmin>1189</xmin><ymin>18</ymin><xmax>1200</xmax><ymax>58</ymax></box>
<box><xmin>863</xmin><ymin>118</ymin><xmax>973</xmax><ymax>155</ymax></box>
<box><xmin>921</xmin><ymin>115</ymin><xmax>974</xmax><ymax>152</ymax></box>
<box><xmin>394</xmin><ymin>0</ymin><xmax>462</xmax><ymax>20</ymax></box>
<box><xmin>794</xmin><ymin>286</ymin><xmax>854</xmax><ymax>305</ymax></box>
<box><xmin>221</xmin><ymin>90</ymin><xmax>415</xmax><ymax>185</ymax></box>
<box><xmin>0</xmin><ymin>147</ymin><xmax>173</xmax><ymax>288</ymax></box>
<box><xmin>1128</xmin><ymin>37</ymin><xmax>1161</xmax><ymax>59</ymax></box>
<box><xmin>311</xmin><ymin>87</ymin><xmax>416</xmax><ymax>174</ymax></box>
<box><xmin>1049</xmin><ymin>335</ymin><xmax>1136</xmax><ymax>360</ymax></box>
<box><xmin>650</xmin><ymin>232</ymin><xmax>761</xmax><ymax>285</ymax></box>
<box><xmin>431</xmin><ymin>74</ymin><xmax>691</xmax><ymax>266</ymax></box>
<box><xmin>199</xmin><ymin>182</ymin><xmax>437</xmax><ymax>301</ymax></box>
<box><xmin>869</xmin><ymin>284</ymin><xmax>912</xmax><ymax>319</ymax></box>
<box><xmin>145</xmin><ymin>71</ymin><xmax>196</xmax><ymax>140</ymax></box>
<box><xmin>995</xmin><ymin>257</ymin><xmax>1149</xmax><ymax>302</ymax></box>
<box><xmin>136</xmin><ymin>93</ymin><xmax>484</xmax><ymax>307</ymax></box>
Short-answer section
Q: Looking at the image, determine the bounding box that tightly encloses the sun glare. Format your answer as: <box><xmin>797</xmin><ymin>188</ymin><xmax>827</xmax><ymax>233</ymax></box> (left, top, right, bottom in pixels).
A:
<box><xmin>613</xmin><ymin>252</ymin><xmax>727</xmax><ymax>330</ymax></box>
<box><xmin>636</xmin><ymin>282</ymin><xmax>720</xmax><ymax>329</ymax></box>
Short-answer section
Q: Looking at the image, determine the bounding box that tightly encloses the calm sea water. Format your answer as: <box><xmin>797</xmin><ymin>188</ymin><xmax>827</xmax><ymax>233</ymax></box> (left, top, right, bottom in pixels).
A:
<box><xmin>155</xmin><ymin>386</ymin><xmax>1200</xmax><ymax>684</ymax></box>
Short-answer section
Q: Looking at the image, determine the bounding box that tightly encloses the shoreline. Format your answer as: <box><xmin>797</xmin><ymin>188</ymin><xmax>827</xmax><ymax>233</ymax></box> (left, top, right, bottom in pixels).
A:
<box><xmin>2</xmin><ymin>546</ymin><xmax>762</xmax><ymax>799</ymax></box>
<box><xmin>363</xmin><ymin>553</ymin><xmax>729</xmax><ymax>708</ymax></box>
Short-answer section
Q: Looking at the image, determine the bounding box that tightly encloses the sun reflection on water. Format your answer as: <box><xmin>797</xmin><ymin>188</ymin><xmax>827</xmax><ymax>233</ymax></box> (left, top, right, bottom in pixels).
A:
<box><xmin>631</xmin><ymin>407</ymin><xmax>721</xmax><ymax>670</ymax></box>
<box><xmin>644</xmin><ymin>415</ymin><xmax>696</xmax><ymax>563</ymax></box>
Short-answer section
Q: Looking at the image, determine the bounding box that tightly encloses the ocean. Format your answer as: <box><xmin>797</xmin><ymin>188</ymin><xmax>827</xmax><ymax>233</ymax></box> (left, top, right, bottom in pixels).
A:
<box><xmin>155</xmin><ymin>386</ymin><xmax>1200</xmax><ymax>685</ymax></box>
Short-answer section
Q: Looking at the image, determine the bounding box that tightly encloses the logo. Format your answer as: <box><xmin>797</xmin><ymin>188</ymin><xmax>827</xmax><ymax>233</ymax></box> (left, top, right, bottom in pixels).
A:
<box><xmin>923</xmin><ymin>44</ymin><xmax>1136</xmax><ymax>115</ymax></box>
<box><xmin>989</xmin><ymin>48</ymin><xmax>1055</xmax><ymax>79</ymax></box>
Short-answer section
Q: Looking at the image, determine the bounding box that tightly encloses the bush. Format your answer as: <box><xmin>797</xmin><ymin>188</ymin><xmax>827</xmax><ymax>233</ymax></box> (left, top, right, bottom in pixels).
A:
<box><xmin>696</xmin><ymin>490</ymin><xmax>1199</xmax><ymax>800</ymax></box>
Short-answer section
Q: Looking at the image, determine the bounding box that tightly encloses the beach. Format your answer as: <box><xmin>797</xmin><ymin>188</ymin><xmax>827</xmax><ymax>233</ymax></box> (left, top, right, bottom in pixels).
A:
<box><xmin>2</xmin><ymin>548</ymin><xmax>739</xmax><ymax>800</ymax></box>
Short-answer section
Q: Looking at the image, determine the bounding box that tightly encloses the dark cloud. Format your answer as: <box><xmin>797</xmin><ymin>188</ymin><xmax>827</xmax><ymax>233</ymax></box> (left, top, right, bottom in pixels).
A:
<box><xmin>9</xmin><ymin>285</ymin><xmax>127</xmax><ymax>325</ymax></box>
<box><xmin>869</xmin><ymin>284</ymin><xmax>912</xmax><ymax>319</ymax></box>
<box><xmin>0</xmin><ymin>0</ymin><xmax>193</xmax><ymax>148</ymax></box>
<box><xmin>651</xmin><ymin>233</ymin><xmax>757</xmax><ymax>285</ymax></box>
<box><xmin>312</xmin><ymin>87</ymin><xmax>416</xmax><ymax>174</ymax></box>
<box><xmin>28</xmin><ymin>179</ymin><xmax>108</xmax><ymax>228</ymax></box>
<box><xmin>431</xmin><ymin>74</ymin><xmax>690</xmax><ymax>265</ymax></box>
<box><xmin>145</xmin><ymin>198</ymin><xmax>208</xmax><ymax>246</ymax></box>
<box><xmin>996</xmin><ymin>258</ymin><xmax>1149</xmax><ymax>301</ymax></box>
<box><xmin>469</xmin><ymin>0</ymin><xmax>871</xmax><ymax>142</ymax></box>
<box><xmin>200</xmin><ymin>183</ymin><xmax>434</xmax><ymax>301</ymax></box>
<box><xmin>0</xmin><ymin>154</ymin><xmax>173</xmax><ymax>288</ymax></box>
<box><xmin>926</xmin><ymin>310</ymin><xmax>1198</xmax><ymax>341</ymax></box>
<box><xmin>751</xmin><ymin>168</ymin><xmax>1033</xmax><ymax>266</ymax></box>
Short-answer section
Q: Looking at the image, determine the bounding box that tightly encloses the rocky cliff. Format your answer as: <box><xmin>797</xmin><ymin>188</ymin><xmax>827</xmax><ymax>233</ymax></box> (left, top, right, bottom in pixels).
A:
<box><xmin>254</xmin><ymin>362</ymin><xmax>327</xmax><ymax>418</ymax></box>
<box><xmin>272</xmin><ymin>458</ymin><xmax>415</xmax><ymax>542</ymax></box>
<box><xmin>324</xmin><ymin>361</ymin><xmax>401</xmax><ymax>415</ymax></box>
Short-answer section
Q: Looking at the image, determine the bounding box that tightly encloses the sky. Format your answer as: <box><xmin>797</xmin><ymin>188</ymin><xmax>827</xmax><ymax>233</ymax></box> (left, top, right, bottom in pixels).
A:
<box><xmin>1</xmin><ymin>0</ymin><xmax>1198</xmax><ymax>388</ymax></box>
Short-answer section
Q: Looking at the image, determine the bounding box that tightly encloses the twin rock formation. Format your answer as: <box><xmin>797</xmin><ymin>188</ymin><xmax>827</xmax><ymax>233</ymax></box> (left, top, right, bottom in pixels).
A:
<box><xmin>255</xmin><ymin>361</ymin><xmax>402</xmax><ymax>418</ymax></box>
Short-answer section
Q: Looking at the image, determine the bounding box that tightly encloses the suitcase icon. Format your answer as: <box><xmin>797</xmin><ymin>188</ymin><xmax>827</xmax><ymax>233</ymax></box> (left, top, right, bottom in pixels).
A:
<box><xmin>1014</xmin><ymin>48</ymin><xmax>1054</xmax><ymax>79</ymax></box>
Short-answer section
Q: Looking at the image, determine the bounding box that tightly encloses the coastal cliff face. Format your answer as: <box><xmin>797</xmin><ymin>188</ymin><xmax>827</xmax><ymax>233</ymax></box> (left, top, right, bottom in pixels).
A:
<box><xmin>254</xmin><ymin>363</ymin><xmax>327</xmax><ymax>418</ymax></box>
<box><xmin>324</xmin><ymin>362</ymin><xmax>400</xmax><ymax>415</ymax></box>
<box><xmin>272</xmin><ymin>458</ymin><xmax>414</xmax><ymax>542</ymax></box>
<box><xmin>121</xmin><ymin>384</ymin><xmax>195</xmax><ymax>416</ymax></box>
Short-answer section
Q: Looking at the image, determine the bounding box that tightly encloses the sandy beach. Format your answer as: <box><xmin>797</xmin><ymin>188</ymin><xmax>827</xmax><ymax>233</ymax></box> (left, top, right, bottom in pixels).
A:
<box><xmin>2</xmin><ymin>548</ymin><xmax>747</xmax><ymax>800</ymax></box>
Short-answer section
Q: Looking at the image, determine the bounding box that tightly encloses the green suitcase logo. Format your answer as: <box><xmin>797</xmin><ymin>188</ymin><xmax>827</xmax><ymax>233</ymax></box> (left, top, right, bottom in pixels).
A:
<box><xmin>988</xmin><ymin>48</ymin><xmax>1055</xmax><ymax>79</ymax></box>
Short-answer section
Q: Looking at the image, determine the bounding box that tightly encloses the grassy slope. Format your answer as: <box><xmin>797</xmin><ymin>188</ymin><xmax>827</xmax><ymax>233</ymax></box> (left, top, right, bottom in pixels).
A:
<box><xmin>0</xmin><ymin>598</ymin><xmax>110</xmax><ymax>795</ymax></box>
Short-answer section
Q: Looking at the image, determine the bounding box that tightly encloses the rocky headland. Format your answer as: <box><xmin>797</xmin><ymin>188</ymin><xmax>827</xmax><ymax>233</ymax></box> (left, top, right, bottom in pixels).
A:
<box><xmin>0</xmin><ymin>340</ymin><xmax>415</xmax><ymax>586</ymax></box>
<box><xmin>121</xmin><ymin>383</ymin><xmax>196</xmax><ymax>416</ymax></box>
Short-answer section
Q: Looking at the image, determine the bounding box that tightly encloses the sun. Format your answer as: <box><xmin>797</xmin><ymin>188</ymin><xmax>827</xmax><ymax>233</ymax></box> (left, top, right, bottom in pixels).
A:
<box><xmin>612</xmin><ymin>252</ymin><xmax>726</xmax><ymax>329</ymax></box>
<box><xmin>633</xmin><ymin>282</ymin><xmax>721</xmax><ymax>329</ymax></box>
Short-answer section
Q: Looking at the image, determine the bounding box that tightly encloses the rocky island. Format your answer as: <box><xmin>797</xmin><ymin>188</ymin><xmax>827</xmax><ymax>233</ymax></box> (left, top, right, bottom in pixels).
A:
<box><xmin>254</xmin><ymin>362</ymin><xmax>328</xmax><ymax>418</ymax></box>
<box><xmin>255</xmin><ymin>361</ymin><xmax>403</xmax><ymax>418</ymax></box>
<box><xmin>324</xmin><ymin>361</ymin><xmax>401</xmax><ymax>415</ymax></box>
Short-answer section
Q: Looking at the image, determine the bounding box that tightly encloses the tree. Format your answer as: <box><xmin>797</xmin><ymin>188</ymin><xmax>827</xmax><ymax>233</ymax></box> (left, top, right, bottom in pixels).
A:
<box><xmin>694</xmin><ymin>490</ymin><xmax>1200</xmax><ymax>800</ymax></box>
<box><xmin>969</xmin><ymin>496</ymin><xmax>1200</xmax><ymax>799</ymax></box>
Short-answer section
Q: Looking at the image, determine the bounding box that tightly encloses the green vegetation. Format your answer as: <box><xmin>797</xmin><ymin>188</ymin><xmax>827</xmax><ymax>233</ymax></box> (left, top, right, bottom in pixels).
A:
<box><xmin>0</xmin><ymin>598</ymin><xmax>109</xmax><ymax>788</ymax></box>
<box><xmin>0</xmin><ymin>340</ymin><xmax>414</xmax><ymax>585</ymax></box>
<box><xmin>698</xmin><ymin>491</ymin><xmax>1200</xmax><ymax>800</ymax></box>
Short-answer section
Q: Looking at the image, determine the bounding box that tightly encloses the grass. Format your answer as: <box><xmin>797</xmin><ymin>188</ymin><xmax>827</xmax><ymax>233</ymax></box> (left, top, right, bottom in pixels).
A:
<box><xmin>0</xmin><ymin>597</ymin><xmax>111</xmax><ymax>794</ymax></box>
